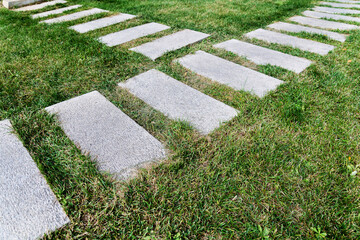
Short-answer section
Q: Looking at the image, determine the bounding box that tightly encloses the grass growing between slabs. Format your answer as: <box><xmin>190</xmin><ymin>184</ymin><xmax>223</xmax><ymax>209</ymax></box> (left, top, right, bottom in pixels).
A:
<box><xmin>1</xmin><ymin>0</ymin><xmax>360</xmax><ymax>238</ymax></box>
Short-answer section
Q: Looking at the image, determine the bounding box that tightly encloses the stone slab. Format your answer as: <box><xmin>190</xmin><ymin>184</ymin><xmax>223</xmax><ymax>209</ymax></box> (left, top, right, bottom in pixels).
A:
<box><xmin>245</xmin><ymin>29</ymin><xmax>334</xmax><ymax>56</ymax></box>
<box><xmin>332</xmin><ymin>0</ymin><xmax>360</xmax><ymax>3</ymax></box>
<box><xmin>175</xmin><ymin>50</ymin><xmax>284</xmax><ymax>97</ymax></box>
<box><xmin>45</xmin><ymin>91</ymin><xmax>166</xmax><ymax>179</ymax></box>
<box><xmin>320</xmin><ymin>1</ymin><xmax>360</xmax><ymax>8</ymax></box>
<box><xmin>13</xmin><ymin>0</ymin><xmax>66</xmax><ymax>11</ymax></box>
<box><xmin>3</xmin><ymin>0</ymin><xmax>41</xmax><ymax>9</ymax></box>
<box><xmin>0</xmin><ymin>119</ymin><xmax>70</xmax><ymax>240</ymax></box>
<box><xmin>69</xmin><ymin>13</ymin><xmax>136</xmax><ymax>33</ymax></box>
<box><xmin>289</xmin><ymin>16</ymin><xmax>360</xmax><ymax>30</ymax></box>
<box><xmin>31</xmin><ymin>5</ymin><xmax>81</xmax><ymax>19</ymax></box>
<box><xmin>99</xmin><ymin>22</ymin><xmax>170</xmax><ymax>47</ymax></box>
<box><xmin>214</xmin><ymin>39</ymin><xmax>313</xmax><ymax>73</ymax></box>
<box><xmin>330</xmin><ymin>0</ymin><xmax>360</xmax><ymax>3</ymax></box>
<box><xmin>313</xmin><ymin>6</ymin><xmax>360</xmax><ymax>14</ymax></box>
<box><xmin>130</xmin><ymin>29</ymin><xmax>210</xmax><ymax>60</ymax></box>
<box><xmin>268</xmin><ymin>21</ymin><xmax>347</xmax><ymax>42</ymax></box>
<box><xmin>40</xmin><ymin>8</ymin><xmax>108</xmax><ymax>24</ymax></box>
<box><xmin>119</xmin><ymin>69</ymin><xmax>238</xmax><ymax>134</ymax></box>
<box><xmin>303</xmin><ymin>10</ymin><xmax>360</xmax><ymax>22</ymax></box>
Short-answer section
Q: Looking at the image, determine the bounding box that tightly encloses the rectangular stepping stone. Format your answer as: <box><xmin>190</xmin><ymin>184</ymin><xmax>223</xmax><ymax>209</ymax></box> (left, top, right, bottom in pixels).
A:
<box><xmin>268</xmin><ymin>21</ymin><xmax>347</xmax><ymax>42</ymax></box>
<box><xmin>303</xmin><ymin>10</ymin><xmax>360</xmax><ymax>22</ymax></box>
<box><xmin>3</xmin><ymin>0</ymin><xmax>41</xmax><ymax>9</ymax></box>
<box><xmin>320</xmin><ymin>2</ymin><xmax>360</xmax><ymax>8</ymax></box>
<box><xmin>40</xmin><ymin>8</ymin><xmax>108</xmax><ymax>24</ymax></box>
<box><xmin>69</xmin><ymin>13</ymin><xmax>136</xmax><ymax>33</ymax></box>
<box><xmin>313</xmin><ymin>6</ymin><xmax>360</xmax><ymax>14</ymax></box>
<box><xmin>289</xmin><ymin>16</ymin><xmax>360</xmax><ymax>30</ymax></box>
<box><xmin>119</xmin><ymin>69</ymin><xmax>238</xmax><ymax>134</ymax></box>
<box><xmin>31</xmin><ymin>5</ymin><xmax>81</xmax><ymax>19</ymax></box>
<box><xmin>330</xmin><ymin>0</ymin><xmax>360</xmax><ymax>3</ymax></box>
<box><xmin>130</xmin><ymin>29</ymin><xmax>210</xmax><ymax>60</ymax></box>
<box><xmin>214</xmin><ymin>39</ymin><xmax>313</xmax><ymax>73</ymax></box>
<box><xmin>99</xmin><ymin>23</ymin><xmax>170</xmax><ymax>47</ymax></box>
<box><xmin>46</xmin><ymin>91</ymin><xmax>165</xmax><ymax>179</ymax></box>
<box><xmin>245</xmin><ymin>29</ymin><xmax>335</xmax><ymax>56</ymax></box>
<box><xmin>175</xmin><ymin>50</ymin><xmax>284</xmax><ymax>97</ymax></box>
<box><xmin>0</xmin><ymin>119</ymin><xmax>70</xmax><ymax>240</ymax></box>
<box><xmin>98</xmin><ymin>22</ymin><xmax>170</xmax><ymax>47</ymax></box>
<box><xmin>14</xmin><ymin>0</ymin><xmax>66</xmax><ymax>11</ymax></box>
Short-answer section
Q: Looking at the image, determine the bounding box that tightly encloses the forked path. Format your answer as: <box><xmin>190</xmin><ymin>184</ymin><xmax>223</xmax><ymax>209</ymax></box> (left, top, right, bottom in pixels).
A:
<box><xmin>2</xmin><ymin>0</ymin><xmax>360</xmax><ymax>238</ymax></box>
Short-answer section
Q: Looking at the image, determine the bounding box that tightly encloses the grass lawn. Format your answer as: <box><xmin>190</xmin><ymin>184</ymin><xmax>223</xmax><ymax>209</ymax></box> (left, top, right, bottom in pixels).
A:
<box><xmin>1</xmin><ymin>0</ymin><xmax>360</xmax><ymax>238</ymax></box>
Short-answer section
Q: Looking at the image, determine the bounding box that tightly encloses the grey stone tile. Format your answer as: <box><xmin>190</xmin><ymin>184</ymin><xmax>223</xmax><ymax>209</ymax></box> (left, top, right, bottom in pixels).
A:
<box><xmin>214</xmin><ymin>39</ymin><xmax>313</xmax><ymax>73</ymax></box>
<box><xmin>303</xmin><ymin>10</ymin><xmax>360</xmax><ymax>22</ymax></box>
<box><xmin>40</xmin><ymin>8</ymin><xmax>108</xmax><ymax>24</ymax></box>
<box><xmin>130</xmin><ymin>29</ymin><xmax>210</xmax><ymax>60</ymax></box>
<box><xmin>4</xmin><ymin>0</ymin><xmax>42</xmax><ymax>9</ymax></box>
<box><xmin>329</xmin><ymin>0</ymin><xmax>360</xmax><ymax>3</ymax></box>
<box><xmin>268</xmin><ymin>21</ymin><xmax>347</xmax><ymax>42</ymax></box>
<box><xmin>31</xmin><ymin>5</ymin><xmax>82</xmax><ymax>19</ymax></box>
<box><xmin>99</xmin><ymin>22</ymin><xmax>170</xmax><ymax>47</ymax></box>
<box><xmin>175</xmin><ymin>50</ymin><xmax>284</xmax><ymax>97</ymax></box>
<box><xmin>0</xmin><ymin>119</ymin><xmax>70</xmax><ymax>240</ymax></box>
<box><xmin>313</xmin><ymin>6</ymin><xmax>360</xmax><ymax>14</ymax></box>
<box><xmin>320</xmin><ymin>1</ymin><xmax>360</xmax><ymax>8</ymax></box>
<box><xmin>13</xmin><ymin>0</ymin><xmax>66</xmax><ymax>11</ymax></box>
<box><xmin>119</xmin><ymin>69</ymin><xmax>238</xmax><ymax>134</ymax></box>
<box><xmin>69</xmin><ymin>13</ymin><xmax>136</xmax><ymax>33</ymax></box>
<box><xmin>245</xmin><ymin>29</ymin><xmax>335</xmax><ymax>55</ymax></box>
<box><xmin>289</xmin><ymin>15</ymin><xmax>360</xmax><ymax>30</ymax></box>
<box><xmin>46</xmin><ymin>91</ymin><xmax>166</xmax><ymax>179</ymax></box>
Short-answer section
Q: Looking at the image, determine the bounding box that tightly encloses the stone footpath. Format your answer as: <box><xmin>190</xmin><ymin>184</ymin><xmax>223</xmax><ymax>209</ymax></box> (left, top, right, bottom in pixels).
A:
<box><xmin>1</xmin><ymin>0</ymin><xmax>360</xmax><ymax>238</ymax></box>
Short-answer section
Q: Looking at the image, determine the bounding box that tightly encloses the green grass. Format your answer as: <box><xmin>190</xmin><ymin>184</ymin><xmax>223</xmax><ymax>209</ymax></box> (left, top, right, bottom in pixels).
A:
<box><xmin>1</xmin><ymin>0</ymin><xmax>360</xmax><ymax>238</ymax></box>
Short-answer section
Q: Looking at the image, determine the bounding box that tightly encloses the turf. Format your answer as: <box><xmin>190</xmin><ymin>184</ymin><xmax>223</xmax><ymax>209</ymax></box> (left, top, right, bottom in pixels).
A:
<box><xmin>1</xmin><ymin>0</ymin><xmax>360</xmax><ymax>238</ymax></box>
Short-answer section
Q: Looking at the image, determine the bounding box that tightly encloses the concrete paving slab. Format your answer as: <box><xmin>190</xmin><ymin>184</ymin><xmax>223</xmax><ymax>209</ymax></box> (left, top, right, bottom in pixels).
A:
<box><xmin>313</xmin><ymin>6</ymin><xmax>360</xmax><ymax>14</ymax></box>
<box><xmin>289</xmin><ymin>15</ymin><xmax>360</xmax><ymax>30</ymax></box>
<box><xmin>175</xmin><ymin>50</ymin><xmax>284</xmax><ymax>97</ymax></box>
<box><xmin>268</xmin><ymin>21</ymin><xmax>347</xmax><ymax>42</ymax></box>
<box><xmin>0</xmin><ymin>119</ymin><xmax>70</xmax><ymax>240</ymax></box>
<box><xmin>327</xmin><ymin>0</ymin><xmax>360</xmax><ymax>3</ymax></box>
<box><xmin>46</xmin><ymin>91</ymin><xmax>166</xmax><ymax>179</ymax></box>
<box><xmin>303</xmin><ymin>10</ymin><xmax>360</xmax><ymax>22</ymax></box>
<box><xmin>69</xmin><ymin>13</ymin><xmax>136</xmax><ymax>33</ymax></box>
<box><xmin>3</xmin><ymin>0</ymin><xmax>41</xmax><ymax>9</ymax></box>
<box><xmin>99</xmin><ymin>22</ymin><xmax>170</xmax><ymax>47</ymax></box>
<box><xmin>40</xmin><ymin>8</ymin><xmax>108</xmax><ymax>24</ymax></box>
<box><xmin>245</xmin><ymin>29</ymin><xmax>334</xmax><ymax>55</ymax></box>
<box><xmin>320</xmin><ymin>1</ymin><xmax>360</xmax><ymax>8</ymax></box>
<box><xmin>130</xmin><ymin>29</ymin><xmax>210</xmax><ymax>60</ymax></box>
<box><xmin>119</xmin><ymin>69</ymin><xmax>238</xmax><ymax>134</ymax></box>
<box><xmin>31</xmin><ymin>5</ymin><xmax>81</xmax><ymax>19</ymax></box>
<box><xmin>214</xmin><ymin>39</ymin><xmax>313</xmax><ymax>73</ymax></box>
<box><xmin>13</xmin><ymin>0</ymin><xmax>66</xmax><ymax>11</ymax></box>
